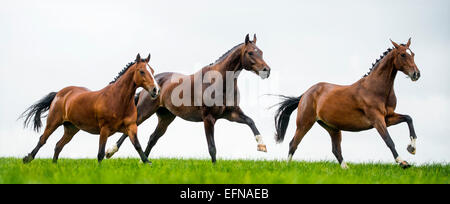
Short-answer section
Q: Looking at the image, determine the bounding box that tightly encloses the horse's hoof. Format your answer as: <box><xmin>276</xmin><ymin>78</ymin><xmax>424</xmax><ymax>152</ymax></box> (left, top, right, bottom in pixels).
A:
<box><xmin>257</xmin><ymin>144</ymin><xmax>268</xmax><ymax>153</ymax></box>
<box><xmin>105</xmin><ymin>152</ymin><xmax>113</xmax><ymax>159</ymax></box>
<box><xmin>400</xmin><ymin>161</ymin><xmax>412</xmax><ymax>169</ymax></box>
<box><xmin>340</xmin><ymin>162</ymin><xmax>349</xmax><ymax>170</ymax></box>
<box><xmin>105</xmin><ymin>145</ymin><xmax>118</xmax><ymax>159</ymax></box>
<box><xmin>407</xmin><ymin>145</ymin><xmax>416</xmax><ymax>155</ymax></box>
<box><xmin>23</xmin><ymin>155</ymin><xmax>33</xmax><ymax>164</ymax></box>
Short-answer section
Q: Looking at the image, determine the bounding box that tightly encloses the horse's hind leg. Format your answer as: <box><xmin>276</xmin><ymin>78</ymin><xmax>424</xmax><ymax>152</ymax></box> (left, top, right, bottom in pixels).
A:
<box><xmin>127</xmin><ymin>124</ymin><xmax>151</xmax><ymax>164</ymax></box>
<box><xmin>23</xmin><ymin>116</ymin><xmax>62</xmax><ymax>164</ymax></box>
<box><xmin>52</xmin><ymin>123</ymin><xmax>79</xmax><ymax>163</ymax></box>
<box><xmin>318</xmin><ymin>122</ymin><xmax>347</xmax><ymax>169</ymax></box>
<box><xmin>288</xmin><ymin>98</ymin><xmax>316</xmax><ymax>162</ymax></box>
<box><xmin>144</xmin><ymin>108</ymin><xmax>176</xmax><ymax>157</ymax></box>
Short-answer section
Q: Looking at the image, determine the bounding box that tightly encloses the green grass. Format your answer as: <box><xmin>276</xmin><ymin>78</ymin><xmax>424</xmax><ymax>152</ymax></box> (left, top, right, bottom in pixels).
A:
<box><xmin>0</xmin><ymin>158</ymin><xmax>448</xmax><ymax>184</ymax></box>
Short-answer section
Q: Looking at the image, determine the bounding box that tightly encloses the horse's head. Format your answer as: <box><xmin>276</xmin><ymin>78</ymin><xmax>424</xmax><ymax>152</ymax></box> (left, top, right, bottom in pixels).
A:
<box><xmin>241</xmin><ymin>34</ymin><xmax>271</xmax><ymax>79</ymax></box>
<box><xmin>390</xmin><ymin>38</ymin><xmax>421</xmax><ymax>82</ymax></box>
<box><xmin>133</xmin><ymin>53</ymin><xmax>160</xmax><ymax>99</ymax></box>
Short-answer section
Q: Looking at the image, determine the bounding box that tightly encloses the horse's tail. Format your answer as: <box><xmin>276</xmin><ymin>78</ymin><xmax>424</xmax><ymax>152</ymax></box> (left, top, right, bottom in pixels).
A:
<box><xmin>274</xmin><ymin>95</ymin><xmax>302</xmax><ymax>143</ymax></box>
<box><xmin>20</xmin><ymin>92</ymin><xmax>57</xmax><ymax>132</ymax></box>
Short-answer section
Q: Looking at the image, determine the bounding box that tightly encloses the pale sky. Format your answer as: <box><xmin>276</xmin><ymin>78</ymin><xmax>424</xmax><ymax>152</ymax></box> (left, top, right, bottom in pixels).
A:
<box><xmin>1</xmin><ymin>0</ymin><xmax>449</xmax><ymax>165</ymax></box>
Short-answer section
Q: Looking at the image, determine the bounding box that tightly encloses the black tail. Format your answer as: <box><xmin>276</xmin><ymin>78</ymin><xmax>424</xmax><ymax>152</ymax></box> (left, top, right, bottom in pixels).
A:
<box><xmin>274</xmin><ymin>95</ymin><xmax>302</xmax><ymax>143</ymax></box>
<box><xmin>20</xmin><ymin>92</ymin><xmax>57</xmax><ymax>132</ymax></box>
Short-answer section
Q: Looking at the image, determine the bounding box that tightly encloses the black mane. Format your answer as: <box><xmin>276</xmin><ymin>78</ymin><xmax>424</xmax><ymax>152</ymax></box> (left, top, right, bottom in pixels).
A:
<box><xmin>110</xmin><ymin>59</ymin><xmax>145</xmax><ymax>84</ymax></box>
<box><xmin>363</xmin><ymin>47</ymin><xmax>393</xmax><ymax>77</ymax></box>
<box><xmin>208</xmin><ymin>43</ymin><xmax>244</xmax><ymax>66</ymax></box>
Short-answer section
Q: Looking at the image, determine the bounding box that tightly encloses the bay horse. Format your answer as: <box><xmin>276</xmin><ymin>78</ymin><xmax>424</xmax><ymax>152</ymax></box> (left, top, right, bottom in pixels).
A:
<box><xmin>274</xmin><ymin>39</ymin><xmax>420</xmax><ymax>169</ymax></box>
<box><xmin>20</xmin><ymin>54</ymin><xmax>160</xmax><ymax>164</ymax></box>
<box><xmin>105</xmin><ymin>34</ymin><xmax>271</xmax><ymax>163</ymax></box>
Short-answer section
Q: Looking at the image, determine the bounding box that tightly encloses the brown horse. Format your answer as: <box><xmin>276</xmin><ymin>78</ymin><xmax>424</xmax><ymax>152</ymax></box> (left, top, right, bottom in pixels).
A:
<box><xmin>274</xmin><ymin>39</ymin><xmax>420</xmax><ymax>169</ymax></box>
<box><xmin>20</xmin><ymin>54</ymin><xmax>160</xmax><ymax>164</ymax></box>
<box><xmin>105</xmin><ymin>34</ymin><xmax>271</xmax><ymax>163</ymax></box>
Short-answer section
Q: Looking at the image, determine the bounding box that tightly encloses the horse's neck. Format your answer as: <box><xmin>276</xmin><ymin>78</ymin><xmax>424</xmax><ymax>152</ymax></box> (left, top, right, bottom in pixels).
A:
<box><xmin>364</xmin><ymin>53</ymin><xmax>397</xmax><ymax>99</ymax></box>
<box><xmin>110</xmin><ymin>70</ymin><xmax>137</xmax><ymax>106</ymax></box>
<box><xmin>212</xmin><ymin>46</ymin><xmax>243</xmax><ymax>74</ymax></box>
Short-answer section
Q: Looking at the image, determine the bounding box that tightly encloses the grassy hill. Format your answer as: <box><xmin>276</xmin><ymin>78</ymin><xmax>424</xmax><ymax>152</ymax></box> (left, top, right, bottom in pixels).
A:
<box><xmin>0</xmin><ymin>158</ymin><xmax>448</xmax><ymax>184</ymax></box>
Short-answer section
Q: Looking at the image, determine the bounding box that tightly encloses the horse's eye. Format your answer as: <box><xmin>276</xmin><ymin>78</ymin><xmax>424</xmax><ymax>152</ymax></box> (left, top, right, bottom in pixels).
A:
<box><xmin>401</xmin><ymin>54</ymin><xmax>407</xmax><ymax>58</ymax></box>
<box><xmin>140</xmin><ymin>70</ymin><xmax>145</xmax><ymax>75</ymax></box>
<box><xmin>248</xmin><ymin>51</ymin><xmax>254</xmax><ymax>56</ymax></box>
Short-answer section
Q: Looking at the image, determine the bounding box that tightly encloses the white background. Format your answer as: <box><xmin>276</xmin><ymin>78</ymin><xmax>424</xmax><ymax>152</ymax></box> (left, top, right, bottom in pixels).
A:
<box><xmin>1</xmin><ymin>0</ymin><xmax>449</xmax><ymax>165</ymax></box>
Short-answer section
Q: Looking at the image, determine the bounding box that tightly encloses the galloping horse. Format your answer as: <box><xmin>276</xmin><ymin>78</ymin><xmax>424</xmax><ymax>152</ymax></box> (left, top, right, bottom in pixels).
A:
<box><xmin>274</xmin><ymin>39</ymin><xmax>420</xmax><ymax>169</ymax></box>
<box><xmin>105</xmin><ymin>34</ymin><xmax>271</xmax><ymax>163</ymax></box>
<box><xmin>21</xmin><ymin>54</ymin><xmax>160</xmax><ymax>164</ymax></box>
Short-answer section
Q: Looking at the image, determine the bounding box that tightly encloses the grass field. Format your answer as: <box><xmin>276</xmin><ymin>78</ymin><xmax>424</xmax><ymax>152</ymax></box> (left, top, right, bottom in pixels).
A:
<box><xmin>0</xmin><ymin>158</ymin><xmax>448</xmax><ymax>184</ymax></box>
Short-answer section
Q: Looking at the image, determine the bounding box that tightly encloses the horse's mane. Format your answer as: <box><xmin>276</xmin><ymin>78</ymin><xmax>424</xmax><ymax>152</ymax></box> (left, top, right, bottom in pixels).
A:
<box><xmin>363</xmin><ymin>44</ymin><xmax>405</xmax><ymax>78</ymax></box>
<box><xmin>363</xmin><ymin>47</ymin><xmax>393</xmax><ymax>77</ymax></box>
<box><xmin>208</xmin><ymin>43</ymin><xmax>244</xmax><ymax>66</ymax></box>
<box><xmin>110</xmin><ymin>59</ymin><xmax>146</xmax><ymax>84</ymax></box>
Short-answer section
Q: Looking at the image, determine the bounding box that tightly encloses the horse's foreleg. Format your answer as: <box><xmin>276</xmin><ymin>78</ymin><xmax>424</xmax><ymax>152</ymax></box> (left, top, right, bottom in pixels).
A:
<box><xmin>105</xmin><ymin>134</ymin><xmax>127</xmax><ymax>159</ymax></box>
<box><xmin>97</xmin><ymin>128</ymin><xmax>111</xmax><ymax>164</ymax></box>
<box><xmin>225</xmin><ymin>108</ymin><xmax>267</xmax><ymax>152</ymax></box>
<box><xmin>386</xmin><ymin>113</ymin><xmax>417</xmax><ymax>155</ymax></box>
<box><xmin>106</xmin><ymin>98</ymin><xmax>157</xmax><ymax>159</ymax></box>
<box><xmin>127</xmin><ymin>124</ymin><xmax>151</xmax><ymax>165</ymax></box>
<box><xmin>373</xmin><ymin>116</ymin><xmax>411</xmax><ymax>169</ymax></box>
<box><xmin>203</xmin><ymin>115</ymin><xmax>217</xmax><ymax>163</ymax></box>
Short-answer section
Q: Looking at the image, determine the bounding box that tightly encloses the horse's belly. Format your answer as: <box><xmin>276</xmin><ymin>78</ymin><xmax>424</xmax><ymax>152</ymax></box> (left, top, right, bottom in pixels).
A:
<box><xmin>328</xmin><ymin>119</ymin><xmax>373</xmax><ymax>132</ymax></box>
<box><xmin>318</xmin><ymin>107</ymin><xmax>373</xmax><ymax>132</ymax></box>
<box><xmin>72</xmin><ymin>122</ymin><xmax>101</xmax><ymax>134</ymax></box>
<box><xmin>166</xmin><ymin>105</ymin><xmax>203</xmax><ymax>122</ymax></box>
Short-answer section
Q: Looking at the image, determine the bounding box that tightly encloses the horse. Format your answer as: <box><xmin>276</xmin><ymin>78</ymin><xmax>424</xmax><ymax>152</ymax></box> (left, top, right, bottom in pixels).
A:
<box><xmin>274</xmin><ymin>39</ymin><xmax>420</xmax><ymax>169</ymax></box>
<box><xmin>20</xmin><ymin>54</ymin><xmax>160</xmax><ymax>164</ymax></box>
<box><xmin>105</xmin><ymin>34</ymin><xmax>271</xmax><ymax>163</ymax></box>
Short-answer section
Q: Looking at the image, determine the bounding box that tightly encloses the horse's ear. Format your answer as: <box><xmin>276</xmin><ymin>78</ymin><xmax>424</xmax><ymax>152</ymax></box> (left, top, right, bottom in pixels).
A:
<box><xmin>390</xmin><ymin>39</ymin><xmax>400</xmax><ymax>49</ymax></box>
<box><xmin>146</xmin><ymin>53</ymin><xmax>151</xmax><ymax>63</ymax></box>
<box><xmin>406</xmin><ymin>38</ymin><xmax>412</xmax><ymax>48</ymax></box>
<box><xmin>245</xmin><ymin>34</ymin><xmax>250</xmax><ymax>45</ymax></box>
<box><xmin>136</xmin><ymin>53</ymin><xmax>141</xmax><ymax>62</ymax></box>
<box><xmin>253</xmin><ymin>34</ymin><xmax>257</xmax><ymax>44</ymax></box>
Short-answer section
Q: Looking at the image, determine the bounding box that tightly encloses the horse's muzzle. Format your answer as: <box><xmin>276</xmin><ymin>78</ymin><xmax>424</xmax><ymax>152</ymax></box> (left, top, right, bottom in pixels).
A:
<box><xmin>411</xmin><ymin>71</ymin><xmax>421</xmax><ymax>82</ymax></box>
<box><xmin>260</xmin><ymin>67</ymin><xmax>271</xmax><ymax>79</ymax></box>
<box><xmin>149</xmin><ymin>86</ymin><xmax>160</xmax><ymax>99</ymax></box>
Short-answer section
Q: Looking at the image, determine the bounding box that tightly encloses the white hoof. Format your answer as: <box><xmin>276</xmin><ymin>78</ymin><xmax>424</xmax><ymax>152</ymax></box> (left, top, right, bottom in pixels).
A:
<box><xmin>408</xmin><ymin>138</ymin><xmax>417</xmax><ymax>155</ymax></box>
<box><xmin>341</xmin><ymin>162</ymin><xmax>349</xmax><ymax>169</ymax></box>
<box><xmin>105</xmin><ymin>144</ymin><xmax>118</xmax><ymax>159</ymax></box>
<box><xmin>287</xmin><ymin>154</ymin><xmax>293</xmax><ymax>163</ymax></box>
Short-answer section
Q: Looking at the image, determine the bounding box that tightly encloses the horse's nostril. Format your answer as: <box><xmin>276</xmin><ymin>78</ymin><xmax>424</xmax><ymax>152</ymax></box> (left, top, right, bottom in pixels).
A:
<box><xmin>152</xmin><ymin>87</ymin><xmax>158</xmax><ymax>94</ymax></box>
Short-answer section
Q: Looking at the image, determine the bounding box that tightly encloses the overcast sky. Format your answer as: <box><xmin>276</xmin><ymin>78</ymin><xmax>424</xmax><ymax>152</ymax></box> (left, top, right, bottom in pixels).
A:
<box><xmin>1</xmin><ymin>0</ymin><xmax>449</xmax><ymax>165</ymax></box>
